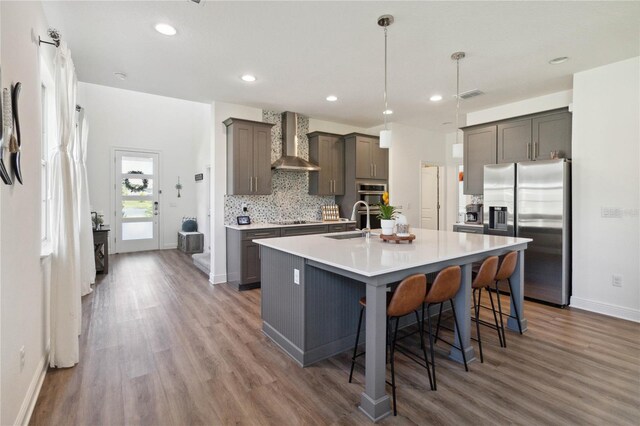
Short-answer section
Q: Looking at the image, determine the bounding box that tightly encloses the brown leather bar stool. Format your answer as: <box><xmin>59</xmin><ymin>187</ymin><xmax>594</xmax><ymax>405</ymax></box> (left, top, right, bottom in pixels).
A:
<box><xmin>494</xmin><ymin>251</ymin><xmax>523</xmax><ymax>345</ymax></box>
<box><xmin>348</xmin><ymin>274</ymin><xmax>428</xmax><ymax>416</ymax></box>
<box><xmin>472</xmin><ymin>256</ymin><xmax>500</xmax><ymax>363</ymax></box>
<box><xmin>422</xmin><ymin>266</ymin><xmax>468</xmax><ymax>391</ymax></box>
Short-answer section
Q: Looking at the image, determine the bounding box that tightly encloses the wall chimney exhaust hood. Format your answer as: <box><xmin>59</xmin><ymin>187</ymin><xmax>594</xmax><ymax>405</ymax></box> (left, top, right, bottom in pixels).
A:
<box><xmin>271</xmin><ymin>111</ymin><xmax>321</xmax><ymax>171</ymax></box>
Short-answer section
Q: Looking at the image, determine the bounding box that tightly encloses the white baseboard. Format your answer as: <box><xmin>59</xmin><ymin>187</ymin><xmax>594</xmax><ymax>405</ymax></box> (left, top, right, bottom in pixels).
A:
<box><xmin>15</xmin><ymin>352</ymin><xmax>48</xmax><ymax>426</ymax></box>
<box><xmin>570</xmin><ymin>296</ymin><xmax>640</xmax><ymax>323</ymax></box>
<box><xmin>163</xmin><ymin>243</ymin><xmax>178</xmax><ymax>249</ymax></box>
<box><xmin>209</xmin><ymin>273</ymin><xmax>227</xmax><ymax>285</ymax></box>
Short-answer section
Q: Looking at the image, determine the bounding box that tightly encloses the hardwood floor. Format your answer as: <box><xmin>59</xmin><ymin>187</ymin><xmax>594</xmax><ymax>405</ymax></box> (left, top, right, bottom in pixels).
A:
<box><xmin>31</xmin><ymin>250</ymin><xmax>640</xmax><ymax>425</ymax></box>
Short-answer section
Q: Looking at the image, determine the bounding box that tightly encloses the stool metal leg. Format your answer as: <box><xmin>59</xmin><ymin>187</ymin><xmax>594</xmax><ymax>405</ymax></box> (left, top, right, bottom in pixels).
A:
<box><xmin>473</xmin><ymin>288</ymin><xmax>484</xmax><ymax>363</ymax></box>
<box><xmin>507</xmin><ymin>278</ymin><xmax>524</xmax><ymax>335</ymax></box>
<box><xmin>415</xmin><ymin>310</ymin><xmax>433</xmax><ymax>389</ymax></box>
<box><xmin>349</xmin><ymin>306</ymin><xmax>364</xmax><ymax>383</ymax></box>
<box><xmin>426</xmin><ymin>304</ymin><xmax>437</xmax><ymax>390</ymax></box>
<box><xmin>449</xmin><ymin>300</ymin><xmax>469</xmax><ymax>372</ymax></box>
<box><xmin>435</xmin><ymin>302</ymin><xmax>444</xmax><ymax>342</ymax></box>
<box><xmin>390</xmin><ymin>317</ymin><xmax>400</xmax><ymax>416</ymax></box>
<box><xmin>487</xmin><ymin>289</ymin><xmax>504</xmax><ymax>348</ymax></box>
<box><xmin>494</xmin><ymin>280</ymin><xmax>507</xmax><ymax>346</ymax></box>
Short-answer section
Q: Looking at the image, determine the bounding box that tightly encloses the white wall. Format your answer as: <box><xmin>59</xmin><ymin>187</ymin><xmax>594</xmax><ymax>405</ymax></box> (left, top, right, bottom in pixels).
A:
<box><xmin>308</xmin><ymin>117</ymin><xmax>369</xmax><ymax>135</ymax></box>
<box><xmin>78</xmin><ymin>83</ymin><xmax>210</xmax><ymax>252</ymax></box>
<box><xmin>466</xmin><ymin>90</ymin><xmax>572</xmax><ymax>126</ymax></box>
<box><xmin>444</xmin><ymin>131</ymin><xmax>462</xmax><ymax>231</ymax></box>
<box><xmin>384</xmin><ymin>123</ymin><xmax>447</xmax><ymax>228</ymax></box>
<box><xmin>1</xmin><ymin>2</ymin><xmax>53</xmax><ymax>424</ymax></box>
<box><xmin>571</xmin><ymin>57</ymin><xmax>640</xmax><ymax>321</ymax></box>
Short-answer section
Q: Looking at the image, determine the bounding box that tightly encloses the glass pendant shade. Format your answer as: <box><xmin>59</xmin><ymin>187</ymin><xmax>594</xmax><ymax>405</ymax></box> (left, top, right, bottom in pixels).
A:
<box><xmin>380</xmin><ymin>129</ymin><xmax>392</xmax><ymax>148</ymax></box>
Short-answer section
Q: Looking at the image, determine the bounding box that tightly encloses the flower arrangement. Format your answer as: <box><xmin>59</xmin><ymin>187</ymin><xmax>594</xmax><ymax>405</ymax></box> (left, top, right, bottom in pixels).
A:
<box><xmin>377</xmin><ymin>191</ymin><xmax>400</xmax><ymax>220</ymax></box>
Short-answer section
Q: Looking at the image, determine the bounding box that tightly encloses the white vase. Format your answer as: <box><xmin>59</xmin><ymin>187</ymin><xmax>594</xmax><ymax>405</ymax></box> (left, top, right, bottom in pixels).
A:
<box><xmin>380</xmin><ymin>219</ymin><xmax>395</xmax><ymax>235</ymax></box>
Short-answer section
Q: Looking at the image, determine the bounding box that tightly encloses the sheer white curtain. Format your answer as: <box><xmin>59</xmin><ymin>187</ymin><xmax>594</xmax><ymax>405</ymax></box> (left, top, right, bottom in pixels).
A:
<box><xmin>75</xmin><ymin>109</ymin><xmax>95</xmax><ymax>296</ymax></box>
<box><xmin>49</xmin><ymin>42</ymin><xmax>81</xmax><ymax>368</ymax></box>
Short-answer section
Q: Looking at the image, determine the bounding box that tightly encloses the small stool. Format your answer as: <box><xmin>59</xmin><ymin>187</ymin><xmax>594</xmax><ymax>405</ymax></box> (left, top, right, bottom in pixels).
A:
<box><xmin>422</xmin><ymin>266</ymin><xmax>468</xmax><ymax>391</ymax></box>
<box><xmin>348</xmin><ymin>274</ymin><xmax>428</xmax><ymax>416</ymax></box>
<box><xmin>472</xmin><ymin>256</ymin><xmax>500</xmax><ymax>363</ymax></box>
<box><xmin>178</xmin><ymin>231</ymin><xmax>204</xmax><ymax>254</ymax></box>
<box><xmin>494</xmin><ymin>251</ymin><xmax>523</xmax><ymax>345</ymax></box>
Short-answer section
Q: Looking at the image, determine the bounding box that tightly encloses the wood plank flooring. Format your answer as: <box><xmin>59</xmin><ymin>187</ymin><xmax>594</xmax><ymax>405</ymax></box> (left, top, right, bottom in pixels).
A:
<box><xmin>30</xmin><ymin>250</ymin><xmax>640</xmax><ymax>425</ymax></box>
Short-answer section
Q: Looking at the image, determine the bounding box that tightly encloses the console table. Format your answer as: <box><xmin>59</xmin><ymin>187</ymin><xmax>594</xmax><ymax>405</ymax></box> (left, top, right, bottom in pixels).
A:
<box><xmin>93</xmin><ymin>228</ymin><xmax>110</xmax><ymax>274</ymax></box>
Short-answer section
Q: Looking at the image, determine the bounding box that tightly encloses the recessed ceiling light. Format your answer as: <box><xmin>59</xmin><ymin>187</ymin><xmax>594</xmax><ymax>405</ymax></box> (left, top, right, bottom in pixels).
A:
<box><xmin>430</xmin><ymin>94</ymin><xmax>443</xmax><ymax>102</ymax></box>
<box><xmin>326</xmin><ymin>95</ymin><xmax>338</xmax><ymax>102</ymax></box>
<box><xmin>114</xmin><ymin>72</ymin><xmax>127</xmax><ymax>81</ymax></box>
<box><xmin>383</xmin><ymin>109</ymin><xmax>393</xmax><ymax>115</ymax></box>
<box><xmin>155</xmin><ymin>23</ymin><xmax>177</xmax><ymax>36</ymax></box>
<box><xmin>549</xmin><ymin>56</ymin><xmax>569</xmax><ymax>65</ymax></box>
<box><xmin>241</xmin><ymin>74</ymin><xmax>256</xmax><ymax>82</ymax></box>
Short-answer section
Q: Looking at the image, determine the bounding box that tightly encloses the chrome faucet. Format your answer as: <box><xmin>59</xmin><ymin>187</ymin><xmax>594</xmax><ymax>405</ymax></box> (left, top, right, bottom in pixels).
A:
<box><xmin>350</xmin><ymin>201</ymin><xmax>371</xmax><ymax>237</ymax></box>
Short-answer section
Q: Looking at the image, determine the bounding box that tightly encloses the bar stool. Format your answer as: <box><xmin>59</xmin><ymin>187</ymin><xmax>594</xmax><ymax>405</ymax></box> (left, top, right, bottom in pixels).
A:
<box><xmin>422</xmin><ymin>266</ymin><xmax>468</xmax><ymax>391</ymax></box>
<box><xmin>471</xmin><ymin>256</ymin><xmax>500</xmax><ymax>363</ymax></box>
<box><xmin>348</xmin><ymin>274</ymin><xmax>428</xmax><ymax>416</ymax></box>
<box><xmin>494</xmin><ymin>251</ymin><xmax>523</xmax><ymax>346</ymax></box>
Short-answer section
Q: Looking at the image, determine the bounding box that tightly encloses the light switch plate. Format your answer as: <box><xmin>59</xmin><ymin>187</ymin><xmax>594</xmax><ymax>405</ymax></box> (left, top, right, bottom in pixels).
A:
<box><xmin>293</xmin><ymin>269</ymin><xmax>300</xmax><ymax>285</ymax></box>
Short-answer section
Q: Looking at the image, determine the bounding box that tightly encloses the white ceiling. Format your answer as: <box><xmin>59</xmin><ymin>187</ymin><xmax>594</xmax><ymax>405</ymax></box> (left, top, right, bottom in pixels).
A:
<box><xmin>42</xmin><ymin>1</ymin><xmax>640</xmax><ymax>131</ymax></box>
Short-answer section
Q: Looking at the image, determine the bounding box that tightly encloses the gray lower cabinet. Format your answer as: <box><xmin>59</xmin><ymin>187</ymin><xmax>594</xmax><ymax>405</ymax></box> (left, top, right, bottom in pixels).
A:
<box><xmin>345</xmin><ymin>133</ymin><xmax>388</xmax><ymax>180</ymax></box>
<box><xmin>463</xmin><ymin>125</ymin><xmax>497</xmax><ymax>195</ymax></box>
<box><xmin>532</xmin><ymin>112</ymin><xmax>572</xmax><ymax>160</ymax></box>
<box><xmin>224</xmin><ymin>117</ymin><xmax>275</xmax><ymax>195</ymax></box>
<box><xmin>308</xmin><ymin>132</ymin><xmax>345</xmax><ymax>195</ymax></box>
<box><xmin>227</xmin><ymin>228</ymin><xmax>281</xmax><ymax>291</ymax></box>
<box><xmin>452</xmin><ymin>224</ymin><xmax>484</xmax><ymax>234</ymax></box>
<box><xmin>226</xmin><ymin>223</ymin><xmax>356</xmax><ymax>291</ymax></box>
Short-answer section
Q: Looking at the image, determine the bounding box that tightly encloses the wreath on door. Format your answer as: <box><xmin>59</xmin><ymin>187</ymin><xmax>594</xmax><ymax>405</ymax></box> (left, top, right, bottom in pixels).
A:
<box><xmin>123</xmin><ymin>171</ymin><xmax>149</xmax><ymax>193</ymax></box>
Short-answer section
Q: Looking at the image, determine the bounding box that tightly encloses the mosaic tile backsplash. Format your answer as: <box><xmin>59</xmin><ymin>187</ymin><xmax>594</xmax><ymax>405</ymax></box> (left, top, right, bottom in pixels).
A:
<box><xmin>224</xmin><ymin>111</ymin><xmax>335</xmax><ymax>224</ymax></box>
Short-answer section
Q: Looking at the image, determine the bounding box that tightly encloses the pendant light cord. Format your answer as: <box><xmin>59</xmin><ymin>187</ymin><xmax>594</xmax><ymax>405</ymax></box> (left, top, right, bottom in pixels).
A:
<box><xmin>455</xmin><ymin>56</ymin><xmax>460</xmax><ymax>142</ymax></box>
<box><xmin>383</xmin><ymin>26</ymin><xmax>388</xmax><ymax>130</ymax></box>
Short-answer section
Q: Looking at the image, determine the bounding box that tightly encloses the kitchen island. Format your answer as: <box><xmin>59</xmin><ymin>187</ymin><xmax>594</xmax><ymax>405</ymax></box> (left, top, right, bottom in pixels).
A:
<box><xmin>255</xmin><ymin>228</ymin><xmax>530</xmax><ymax>421</ymax></box>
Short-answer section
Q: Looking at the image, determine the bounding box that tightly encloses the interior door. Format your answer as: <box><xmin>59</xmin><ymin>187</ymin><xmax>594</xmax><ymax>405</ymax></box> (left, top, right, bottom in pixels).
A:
<box><xmin>115</xmin><ymin>150</ymin><xmax>160</xmax><ymax>253</ymax></box>
<box><xmin>420</xmin><ymin>166</ymin><xmax>439</xmax><ymax>230</ymax></box>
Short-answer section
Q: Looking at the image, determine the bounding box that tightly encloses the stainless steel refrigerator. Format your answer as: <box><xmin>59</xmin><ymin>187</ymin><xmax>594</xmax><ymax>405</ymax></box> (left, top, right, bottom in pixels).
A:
<box><xmin>483</xmin><ymin>159</ymin><xmax>571</xmax><ymax>306</ymax></box>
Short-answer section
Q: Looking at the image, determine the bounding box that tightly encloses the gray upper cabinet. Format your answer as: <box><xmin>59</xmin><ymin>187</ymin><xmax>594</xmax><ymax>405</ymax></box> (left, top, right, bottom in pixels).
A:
<box><xmin>464</xmin><ymin>108</ymin><xmax>572</xmax><ymax>195</ymax></box>
<box><xmin>497</xmin><ymin>119</ymin><xmax>533</xmax><ymax>163</ymax></box>
<box><xmin>532</xmin><ymin>112</ymin><xmax>572</xmax><ymax>160</ymax></box>
<box><xmin>463</xmin><ymin>125</ymin><xmax>497</xmax><ymax>195</ymax></box>
<box><xmin>224</xmin><ymin>117</ymin><xmax>275</xmax><ymax>195</ymax></box>
<box><xmin>347</xmin><ymin>133</ymin><xmax>388</xmax><ymax>180</ymax></box>
<box><xmin>308</xmin><ymin>132</ymin><xmax>345</xmax><ymax>195</ymax></box>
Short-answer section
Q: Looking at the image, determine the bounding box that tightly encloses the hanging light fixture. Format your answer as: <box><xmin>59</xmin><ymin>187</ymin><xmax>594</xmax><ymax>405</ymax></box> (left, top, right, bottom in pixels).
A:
<box><xmin>451</xmin><ymin>51</ymin><xmax>465</xmax><ymax>159</ymax></box>
<box><xmin>378</xmin><ymin>14</ymin><xmax>394</xmax><ymax>149</ymax></box>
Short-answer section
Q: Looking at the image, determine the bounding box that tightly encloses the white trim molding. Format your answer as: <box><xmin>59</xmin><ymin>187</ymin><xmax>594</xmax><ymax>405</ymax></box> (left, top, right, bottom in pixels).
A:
<box><xmin>210</xmin><ymin>273</ymin><xmax>227</xmax><ymax>285</ymax></box>
<box><xmin>570</xmin><ymin>296</ymin><xmax>640</xmax><ymax>323</ymax></box>
<box><xmin>15</xmin><ymin>353</ymin><xmax>48</xmax><ymax>426</ymax></box>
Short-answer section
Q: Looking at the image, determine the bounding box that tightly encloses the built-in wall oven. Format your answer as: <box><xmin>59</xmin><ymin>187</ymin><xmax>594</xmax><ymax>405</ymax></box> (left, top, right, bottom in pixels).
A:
<box><xmin>356</xmin><ymin>182</ymin><xmax>387</xmax><ymax>229</ymax></box>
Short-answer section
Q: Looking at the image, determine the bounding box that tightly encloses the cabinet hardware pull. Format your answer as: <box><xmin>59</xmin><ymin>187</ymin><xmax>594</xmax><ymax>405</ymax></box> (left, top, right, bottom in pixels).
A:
<box><xmin>250</xmin><ymin>176</ymin><xmax>253</xmax><ymax>192</ymax></box>
<box><xmin>527</xmin><ymin>143</ymin><xmax>531</xmax><ymax>159</ymax></box>
<box><xmin>374</xmin><ymin>164</ymin><xmax>377</xmax><ymax>177</ymax></box>
<box><xmin>370</xmin><ymin>163</ymin><xmax>374</xmax><ymax>177</ymax></box>
<box><xmin>255</xmin><ymin>177</ymin><xmax>258</xmax><ymax>192</ymax></box>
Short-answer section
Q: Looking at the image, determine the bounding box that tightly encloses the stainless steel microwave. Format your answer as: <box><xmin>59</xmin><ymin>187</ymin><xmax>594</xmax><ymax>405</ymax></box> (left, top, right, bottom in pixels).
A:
<box><xmin>358</xmin><ymin>182</ymin><xmax>387</xmax><ymax>206</ymax></box>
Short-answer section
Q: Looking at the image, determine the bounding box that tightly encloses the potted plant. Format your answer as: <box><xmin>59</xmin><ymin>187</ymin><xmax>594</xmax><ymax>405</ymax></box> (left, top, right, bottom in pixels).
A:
<box><xmin>377</xmin><ymin>192</ymin><xmax>399</xmax><ymax>235</ymax></box>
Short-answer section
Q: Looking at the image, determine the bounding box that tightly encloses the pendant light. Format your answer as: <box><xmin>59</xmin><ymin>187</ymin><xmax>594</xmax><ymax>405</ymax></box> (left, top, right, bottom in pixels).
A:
<box><xmin>451</xmin><ymin>51</ymin><xmax>465</xmax><ymax>159</ymax></box>
<box><xmin>378</xmin><ymin>15</ymin><xmax>394</xmax><ymax>149</ymax></box>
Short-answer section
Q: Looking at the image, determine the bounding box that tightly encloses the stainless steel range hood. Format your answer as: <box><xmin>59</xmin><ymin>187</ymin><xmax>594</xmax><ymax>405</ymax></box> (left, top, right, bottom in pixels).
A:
<box><xmin>271</xmin><ymin>111</ymin><xmax>321</xmax><ymax>171</ymax></box>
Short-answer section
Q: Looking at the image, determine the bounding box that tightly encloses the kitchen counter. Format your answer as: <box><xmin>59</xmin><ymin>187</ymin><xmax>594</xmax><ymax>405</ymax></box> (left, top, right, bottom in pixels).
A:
<box><xmin>256</xmin><ymin>228</ymin><xmax>530</xmax><ymax>421</ymax></box>
<box><xmin>225</xmin><ymin>220</ymin><xmax>355</xmax><ymax>230</ymax></box>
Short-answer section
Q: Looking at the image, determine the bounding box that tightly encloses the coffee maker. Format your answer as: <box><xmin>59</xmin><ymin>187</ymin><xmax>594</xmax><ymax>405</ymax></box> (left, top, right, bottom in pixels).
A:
<box><xmin>464</xmin><ymin>204</ymin><xmax>483</xmax><ymax>225</ymax></box>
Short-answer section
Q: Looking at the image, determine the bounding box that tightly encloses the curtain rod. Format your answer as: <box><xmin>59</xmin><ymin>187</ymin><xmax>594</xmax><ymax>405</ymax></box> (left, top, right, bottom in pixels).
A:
<box><xmin>39</xmin><ymin>28</ymin><xmax>61</xmax><ymax>48</ymax></box>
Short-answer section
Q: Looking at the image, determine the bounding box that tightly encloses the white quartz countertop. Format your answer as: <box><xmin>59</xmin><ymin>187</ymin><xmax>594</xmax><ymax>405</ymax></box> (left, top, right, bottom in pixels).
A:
<box><xmin>255</xmin><ymin>228</ymin><xmax>531</xmax><ymax>277</ymax></box>
<box><xmin>225</xmin><ymin>220</ymin><xmax>355</xmax><ymax>231</ymax></box>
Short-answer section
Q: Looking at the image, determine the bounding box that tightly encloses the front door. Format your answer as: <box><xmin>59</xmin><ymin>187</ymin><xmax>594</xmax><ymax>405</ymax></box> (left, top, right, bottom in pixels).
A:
<box><xmin>114</xmin><ymin>150</ymin><xmax>160</xmax><ymax>252</ymax></box>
